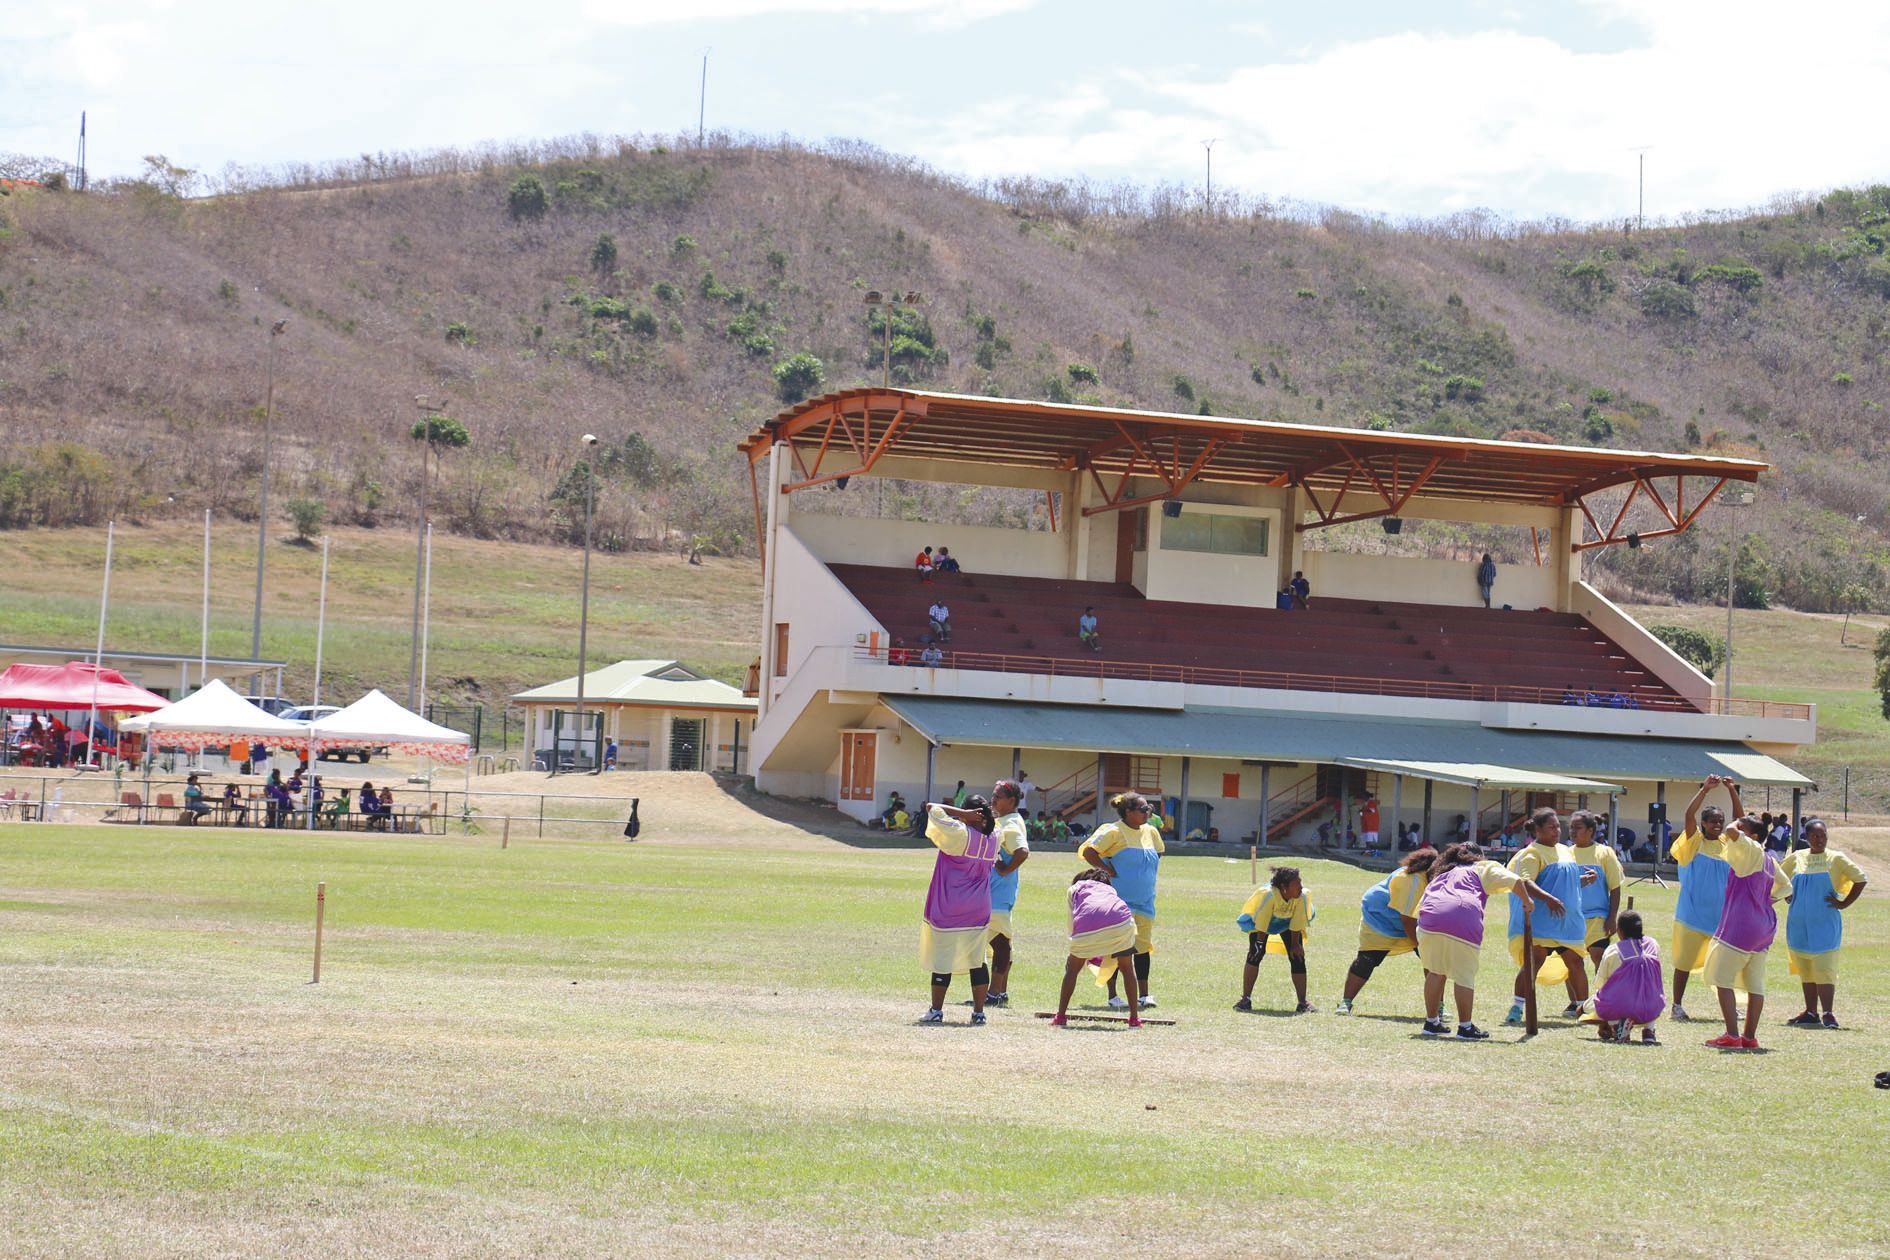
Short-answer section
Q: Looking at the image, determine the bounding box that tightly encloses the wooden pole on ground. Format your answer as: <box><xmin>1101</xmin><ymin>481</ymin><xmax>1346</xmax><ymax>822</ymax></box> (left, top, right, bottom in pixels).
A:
<box><xmin>312</xmin><ymin>882</ymin><xmax>327</xmax><ymax>984</ymax></box>
<box><xmin>1522</xmin><ymin>913</ymin><xmax>1536</xmax><ymax>1035</ymax></box>
<box><xmin>502</xmin><ymin>817</ymin><xmax>510</xmax><ymax>849</ymax></box>
<box><xmin>1034</xmin><ymin>1011</ymin><xmax>1176</xmax><ymax>1025</ymax></box>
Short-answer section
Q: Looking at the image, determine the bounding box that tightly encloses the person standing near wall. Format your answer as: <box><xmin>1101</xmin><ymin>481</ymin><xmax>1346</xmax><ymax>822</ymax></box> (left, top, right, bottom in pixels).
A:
<box><xmin>1477</xmin><ymin>553</ymin><xmax>1497</xmax><ymax>608</ymax></box>
<box><xmin>983</xmin><ymin>780</ymin><xmax>1030</xmax><ymax>1008</ymax></box>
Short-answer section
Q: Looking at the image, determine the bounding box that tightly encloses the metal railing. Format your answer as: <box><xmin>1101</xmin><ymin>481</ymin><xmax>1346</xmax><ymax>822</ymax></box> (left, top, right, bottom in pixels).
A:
<box><xmin>854</xmin><ymin>646</ymin><xmax>1813</xmax><ymax>720</ymax></box>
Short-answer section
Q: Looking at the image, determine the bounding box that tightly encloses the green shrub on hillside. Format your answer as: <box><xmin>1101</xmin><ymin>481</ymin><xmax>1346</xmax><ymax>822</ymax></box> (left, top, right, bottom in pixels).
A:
<box><xmin>285</xmin><ymin>497</ymin><xmax>326</xmax><ymax>542</ymax></box>
<box><xmin>1649</xmin><ymin>624</ymin><xmax>1723</xmax><ymax>678</ymax></box>
<box><xmin>1172</xmin><ymin>375</ymin><xmax>1194</xmax><ymax>402</ymax></box>
<box><xmin>772</xmin><ymin>353</ymin><xmax>825</xmax><ymax>403</ymax></box>
<box><xmin>1068</xmin><ymin>363</ymin><xmax>1098</xmax><ymax>385</ymax></box>
<box><xmin>1443</xmin><ymin>374</ymin><xmax>1484</xmax><ymax>402</ymax></box>
<box><xmin>590</xmin><ymin>234</ymin><xmax>618</xmax><ymax>277</ymax></box>
<box><xmin>506</xmin><ymin>175</ymin><xmax>548</xmax><ymax>221</ymax></box>
<box><xmin>0</xmin><ymin>442</ymin><xmax>120</xmax><ymax>528</ymax></box>
<box><xmin>725</xmin><ymin>310</ymin><xmax>774</xmax><ymax>357</ymax></box>
<box><xmin>1638</xmin><ymin>280</ymin><xmax>1696</xmax><ymax>320</ymax></box>
<box><xmin>863</xmin><ymin>308</ymin><xmax>946</xmax><ymax>381</ymax></box>
<box><xmin>1874</xmin><ymin>626</ymin><xmax>1890</xmax><ymax>721</ymax></box>
<box><xmin>1556</xmin><ymin>256</ymin><xmax>1615</xmax><ymax>302</ymax></box>
<box><xmin>1698</xmin><ymin>262</ymin><xmax>1764</xmax><ymax>295</ymax></box>
<box><xmin>445</xmin><ymin>321</ymin><xmax>475</xmax><ymax>345</ymax></box>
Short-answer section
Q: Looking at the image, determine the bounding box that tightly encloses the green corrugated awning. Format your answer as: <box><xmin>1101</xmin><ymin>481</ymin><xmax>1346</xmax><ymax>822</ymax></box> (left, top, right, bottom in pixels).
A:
<box><xmin>1337</xmin><ymin>758</ymin><xmax>1622</xmax><ymax>793</ymax></box>
<box><xmin>879</xmin><ymin>696</ymin><xmax>1813</xmax><ymax>788</ymax></box>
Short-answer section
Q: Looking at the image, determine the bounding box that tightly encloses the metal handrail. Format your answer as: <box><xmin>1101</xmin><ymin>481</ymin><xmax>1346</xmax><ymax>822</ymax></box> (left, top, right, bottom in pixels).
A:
<box><xmin>856</xmin><ymin>647</ymin><xmax>1812</xmax><ymax>721</ymax></box>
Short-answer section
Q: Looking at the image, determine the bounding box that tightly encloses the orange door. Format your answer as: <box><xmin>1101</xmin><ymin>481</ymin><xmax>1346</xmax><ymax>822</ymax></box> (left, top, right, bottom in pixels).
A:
<box><xmin>840</xmin><ymin>732</ymin><xmax>877</xmax><ymax>801</ymax></box>
<box><xmin>1114</xmin><ymin>510</ymin><xmax>1137</xmax><ymax>583</ymax></box>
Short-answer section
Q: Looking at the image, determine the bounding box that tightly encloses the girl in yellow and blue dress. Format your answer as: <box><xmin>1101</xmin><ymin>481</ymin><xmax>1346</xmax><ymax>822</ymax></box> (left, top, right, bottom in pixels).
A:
<box><xmin>1078</xmin><ymin>793</ymin><xmax>1164</xmax><ymax>1010</ymax></box>
<box><xmin>1781</xmin><ymin>818</ymin><xmax>1869</xmax><ymax>1029</ymax></box>
<box><xmin>1234</xmin><ymin>866</ymin><xmax>1316</xmax><ymax>1013</ymax></box>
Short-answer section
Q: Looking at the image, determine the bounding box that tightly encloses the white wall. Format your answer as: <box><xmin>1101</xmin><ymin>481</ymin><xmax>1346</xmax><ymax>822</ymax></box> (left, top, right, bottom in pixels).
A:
<box><xmin>1083</xmin><ymin>509</ymin><xmax>1121</xmax><ymax>582</ymax></box>
<box><xmin>1568</xmin><ymin>580</ymin><xmax>1714</xmax><ymax>709</ymax></box>
<box><xmin>789</xmin><ymin>511</ymin><xmax>1065</xmax><ymax>578</ymax></box>
<box><xmin>1141</xmin><ymin>505</ymin><xmax>1283</xmax><ymax>608</ymax></box>
<box><xmin>767</xmin><ymin>525</ymin><xmax>888</xmax><ymax>694</ymax></box>
<box><xmin>1301</xmin><ymin>550</ymin><xmax>1558</xmax><ymax>611</ymax></box>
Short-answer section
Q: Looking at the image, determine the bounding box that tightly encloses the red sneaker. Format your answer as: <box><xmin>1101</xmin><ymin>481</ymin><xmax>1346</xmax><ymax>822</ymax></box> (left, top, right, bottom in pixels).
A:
<box><xmin>1127</xmin><ymin>1016</ymin><xmax>1143</xmax><ymax>1029</ymax></box>
<box><xmin>1704</xmin><ymin>1033</ymin><xmax>1745</xmax><ymax>1049</ymax></box>
<box><xmin>1740</xmin><ymin>1036</ymin><xmax>1760</xmax><ymax>1050</ymax></box>
<box><xmin>1049</xmin><ymin>1014</ymin><xmax>1067</xmax><ymax>1027</ymax></box>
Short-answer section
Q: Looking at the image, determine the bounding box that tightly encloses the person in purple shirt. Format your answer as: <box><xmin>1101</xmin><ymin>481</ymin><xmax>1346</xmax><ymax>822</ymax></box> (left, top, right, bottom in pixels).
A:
<box><xmin>1051</xmin><ymin>868</ymin><xmax>1141</xmax><ymax>1028</ymax></box>
<box><xmin>918</xmin><ymin>796</ymin><xmax>1000</xmax><ymax>1026</ymax></box>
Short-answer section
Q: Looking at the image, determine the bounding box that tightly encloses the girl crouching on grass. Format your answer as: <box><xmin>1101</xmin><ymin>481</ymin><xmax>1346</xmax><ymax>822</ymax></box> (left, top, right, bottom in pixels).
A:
<box><xmin>1234</xmin><ymin>866</ymin><xmax>1315</xmax><ymax>1013</ymax></box>
<box><xmin>1591</xmin><ymin>909</ymin><xmax>1665</xmax><ymax>1044</ymax></box>
<box><xmin>1052</xmin><ymin>869</ymin><xmax>1141</xmax><ymax>1028</ymax></box>
<box><xmin>1415</xmin><ymin>843</ymin><xmax>1565</xmax><ymax>1040</ymax></box>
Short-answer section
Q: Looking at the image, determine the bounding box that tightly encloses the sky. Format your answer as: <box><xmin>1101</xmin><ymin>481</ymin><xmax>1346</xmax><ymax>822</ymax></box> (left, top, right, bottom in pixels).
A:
<box><xmin>4</xmin><ymin>0</ymin><xmax>1889</xmax><ymax>222</ymax></box>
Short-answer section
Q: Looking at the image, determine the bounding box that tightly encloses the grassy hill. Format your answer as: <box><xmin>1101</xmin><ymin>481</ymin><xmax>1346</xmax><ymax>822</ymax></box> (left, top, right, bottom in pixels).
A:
<box><xmin>3</xmin><ymin>139</ymin><xmax>1889</xmax><ymax>611</ymax></box>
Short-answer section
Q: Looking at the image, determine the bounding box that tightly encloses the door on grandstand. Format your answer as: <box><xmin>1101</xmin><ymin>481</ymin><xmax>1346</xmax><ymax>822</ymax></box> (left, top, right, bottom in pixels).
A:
<box><xmin>840</xmin><ymin>731</ymin><xmax>877</xmax><ymax>803</ymax></box>
<box><xmin>668</xmin><ymin>718</ymin><xmax>703</xmax><ymax>770</ymax></box>
<box><xmin>1115</xmin><ymin>509</ymin><xmax>1139</xmax><ymax>583</ymax></box>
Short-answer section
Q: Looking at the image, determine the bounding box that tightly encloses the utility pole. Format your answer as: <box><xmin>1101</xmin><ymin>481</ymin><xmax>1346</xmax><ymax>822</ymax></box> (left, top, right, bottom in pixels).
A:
<box><xmin>1203</xmin><ymin>139</ymin><xmax>1216</xmax><ymax>215</ymax></box>
<box><xmin>250</xmin><ymin>319</ymin><xmax>288</xmax><ymax>695</ymax></box>
<box><xmin>407</xmin><ymin>394</ymin><xmax>433</xmax><ymax>708</ymax></box>
<box><xmin>1629</xmin><ymin>146</ymin><xmax>1652</xmax><ymax>230</ymax></box>
<box><xmin>698</xmin><ymin>49</ymin><xmax>710</xmax><ymax>145</ymax></box>
<box><xmin>862</xmin><ymin>289</ymin><xmax>923</xmax><ymax>388</ymax></box>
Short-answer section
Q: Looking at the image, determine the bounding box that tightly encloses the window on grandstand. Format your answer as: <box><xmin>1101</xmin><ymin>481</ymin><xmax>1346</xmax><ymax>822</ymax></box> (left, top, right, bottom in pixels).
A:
<box><xmin>1160</xmin><ymin>513</ymin><xmax>1269</xmax><ymax>556</ymax></box>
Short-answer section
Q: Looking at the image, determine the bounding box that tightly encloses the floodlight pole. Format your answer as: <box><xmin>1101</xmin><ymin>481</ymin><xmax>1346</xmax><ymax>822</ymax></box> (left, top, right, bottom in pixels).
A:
<box><xmin>408</xmin><ymin>394</ymin><xmax>433</xmax><ymax>709</ymax></box>
<box><xmin>1722</xmin><ymin>488</ymin><xmax>1752</xmax><ymax>703</ymax></box>
<box><xmin>570</xmin><ymin>435</ymin><xmax>601</xmax><ymax>775</ymax></box>
<box><xmin>1203</xmin><ymin>138</ymin><xmax>1216</xmax><ymax>215</ymax></box>
<box><xmin>250</xmin><ymin>319</ymin><xmax>287</xmax><ymax>695</ymax></box>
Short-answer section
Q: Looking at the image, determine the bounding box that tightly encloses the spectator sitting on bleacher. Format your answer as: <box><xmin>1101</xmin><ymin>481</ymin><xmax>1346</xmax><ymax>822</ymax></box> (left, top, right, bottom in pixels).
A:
<box><xmin>927</xmin><ymin>599</ymin><xmax>952</xmax><ymax>642</ymax></box>
<box><xmin>1397</xmin><ymin>825</ymin><xmax>1420</xmax><ymax>852</ymax></box>
<box><xmin>323</xmin><ymin>788</ymin><xmax>351</xmax><ymax>828</ymax></box>
<box><xmin>1562</xmin><ymin>683</ymin><xmax>1581</xmax><ymax>705</ymax></box>
<box><xmin>1275</xmin><ymin>586</ymin><xmax>1295</xmax><ymax>610</ymax></box>
<box><xmin>1028</xmin><ymin>811</ymin><xmax>1048</xmax><ymax>843</ymax></box>
<box><xmin>1290</xmin><ymin>570</ymin><xmax>1311</xmax><ymax>608</ymax></box>
<box><xmin>1078</xmin><ymin>606</ymin><xmax>1101</xmax><ymax>651</ymax></box>
<box><xmin>915</xmin><ymin>546</ymin><xmax>935</xmax><ymax>582</ymax></box>
<box><xmin>183</xmin><ymin>773</ymin><xmax>212</xmax><ymax>821</ymax></box>
<box><xmin>222</xmin><ymin>782</ymin><xmax>249</xmax><ymax>826</ymax></box>
<box><xmin>936</xmin><ymin>546</ymin><xmax>960</xmax><ymax>574</ymax></box>
<box><xmin>880</xmin><ymin>791</ymin><xmax>905</xmax><ymax>827</ymax></box>
<box><xmin>888</xmin><ymin>637</ymin><xmax>913</xmax><ymax>665</ymax></box>
<box><xmin>920</xmin><ymin>643</ymin><xmax>944</xmax><ymax>667</ymax></box>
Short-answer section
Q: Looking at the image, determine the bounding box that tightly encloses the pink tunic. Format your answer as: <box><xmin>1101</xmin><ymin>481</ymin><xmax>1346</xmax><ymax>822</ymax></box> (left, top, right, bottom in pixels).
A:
<box><xmin>922</xmin><ymin>826</ymin><xmax>999</xmax><ymax>932</ymax></box>
<box><xmin>1716</xmin><ymin>854</ymin><xmax>1782</xmax><ymax>954</ymax></box>
<box><xmin>1416</xmin><ymin>865</ymin><xmax>1492</xmax><ymax>945</ymax></box>
<box><xmin>1069</xmin><ymin>880</ymin><xmax>1133</xmax><ymax>935</ymax></box>
<box><xmin>1593</xmin><ymin>938</ymin><xmax>1667</xmax><ymax>1024</ymax></box>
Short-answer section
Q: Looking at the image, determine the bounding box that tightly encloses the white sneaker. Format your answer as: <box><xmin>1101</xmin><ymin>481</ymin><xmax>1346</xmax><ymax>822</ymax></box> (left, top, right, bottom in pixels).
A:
<box><xmin>1334</xmin><ymin>998</ymin><xmax>1353</xmax><ymax>1015</ymax></box>
<box><xmin>1139</xmin><ymin>996</ymin><xmax>1158</xmax><ymax>1009</ymax></box>
<box><xmin>1671</xmin><ymin>1004</ymin><xmax>1691</xmax><ymax>1022</ymax></box>
<box><xmin>1107</xmin><ymin>996</ymin><xmax>1129</xmax><ymax>1010</ymax></box>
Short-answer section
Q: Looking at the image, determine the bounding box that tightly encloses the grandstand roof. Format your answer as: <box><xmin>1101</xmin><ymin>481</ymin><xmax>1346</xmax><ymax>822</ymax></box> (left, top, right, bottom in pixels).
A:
<box><xmin>740</xmin><ymin>389</ymin><xmax>1766</xmax><ymax>519</ymax></box>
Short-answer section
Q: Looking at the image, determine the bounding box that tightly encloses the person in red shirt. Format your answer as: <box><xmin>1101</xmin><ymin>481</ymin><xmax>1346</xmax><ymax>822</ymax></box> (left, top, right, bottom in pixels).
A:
<box><xmin>1360</xmin><ymin>796</ymin><xmax>1381</xmax><ymax>850</ymax></box>
<box><xmin>914</xmin><ymin>546</ymin><xmax>935</xmax><ymax>582</ymax></box>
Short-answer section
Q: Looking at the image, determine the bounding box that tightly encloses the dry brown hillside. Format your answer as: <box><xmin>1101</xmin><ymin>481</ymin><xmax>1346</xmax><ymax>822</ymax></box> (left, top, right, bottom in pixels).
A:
<box><xmin>1</xmin><ymin>137</ymin><xmax>1886</xmax><ymax>610</ymax></box>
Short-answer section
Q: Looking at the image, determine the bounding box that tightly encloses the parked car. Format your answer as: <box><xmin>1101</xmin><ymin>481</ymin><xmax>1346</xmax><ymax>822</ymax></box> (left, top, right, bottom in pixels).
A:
<box><xmin>280</xmin><ymin>705</ymin><xmax>385</xmax><ymax>763</ymax></box>
<box><xmin>252</xmin><ymin>696</ymin><xmax>302</xmax><ymax>717</ymax></box>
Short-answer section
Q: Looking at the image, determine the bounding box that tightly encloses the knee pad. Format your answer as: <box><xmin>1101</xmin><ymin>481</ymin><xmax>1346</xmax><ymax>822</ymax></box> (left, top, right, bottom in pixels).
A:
<box><xmin>1133</xmin><ymin>953</ymin><xmax>1151</xmax><ymax>983</ymax></box>
<box><xmin>930</xmin><ymin>972</ymin><xmax>952</xmax><ymax>988</ymax></box>
<box><xmin>968</xmin><ymin>965</ymin><xmax>990</xmax><ymax>988</ymax></box>
<box><xmin>1245</xmin><ymin>935</ymin><xmax>1268</xmax><ymax>968</ymax></box>
<box><xmin>1347</xmin><ymin>951</ymin><xmax>1385</xmax><ymax>981</ymax></box>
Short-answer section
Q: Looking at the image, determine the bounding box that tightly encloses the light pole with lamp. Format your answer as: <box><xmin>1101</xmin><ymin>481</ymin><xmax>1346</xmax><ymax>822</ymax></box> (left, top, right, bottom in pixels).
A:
<box><xmin>407</xmin><ymin>393</ymin><xmax>435</xmax><ymax>709</ymax></box>
<box><xmin>567</xmin><ymin>434</ymin><xmax>601</xmax><ymax>775</ymax></box>
<box><xmin>249</xmin><ymin>319</ymin><xmax>288</xmax><ymax>696</ymax></box>
<box><xmin>861</xmin><ymin>289</ymin><xmax>923</xmax><ymax>388</ymax></box>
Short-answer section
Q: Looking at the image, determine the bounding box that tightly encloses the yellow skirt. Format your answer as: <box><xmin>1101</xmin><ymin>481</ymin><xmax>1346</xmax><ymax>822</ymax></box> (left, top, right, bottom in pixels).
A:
<box><xmin>1671</xmin><ymin>923</ymin><xmax>1715</xmax><ymax>973</ymax></box>
<box><xmin>1073</xmin><ymin>920</ymin><xmax>1138</xmax><ymax>986</ymax></box>
<box><xmin>1358</xmin><ymin>926</ymin><xmax>1417</xmax><ymax>957</ymax></box>
<box><xmin>984</xmin><ymin>910</ymin><xmax>1014</xmax><ymax>944</ymax></box>
<box><xmin>1507</xmin><ymin>935</ymin><xmax>1573</xmax><ymax>985</ymax></box>
<box><xmin>1417</xmin><ymin>930</ymin><xmax>1482</xmax><ymax>989</ymax></box>
<box><xmin>921</xmin><ymin>921</ymin><xmax>989</xmax><ymax>975</ymax></box>
<box><xmin>1584</xmin><ymin>916</ymin><xmax>1613</xmax><ymax>949</ymax></box>
<box><xmin>1787</xmin><ymin>949</ymin><xmax>1839</xmax><ymax>984</ymax></box>
<box><xmin>1703</xmin><ymin>940</ymin><xmax>1767</xmax><ymax>995</ymax></box>
<box><xmin>1131</xmin><ymin>913</ymin><xmax>1154</xmax><ymax>955</ymax></box>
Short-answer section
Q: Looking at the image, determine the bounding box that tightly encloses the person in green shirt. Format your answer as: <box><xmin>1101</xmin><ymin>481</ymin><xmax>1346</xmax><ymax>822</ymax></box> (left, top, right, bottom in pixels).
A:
<box><xmin>951</xmin><ymin>780</ymin><xmax>969</xmax><ymax>807</ymax></box>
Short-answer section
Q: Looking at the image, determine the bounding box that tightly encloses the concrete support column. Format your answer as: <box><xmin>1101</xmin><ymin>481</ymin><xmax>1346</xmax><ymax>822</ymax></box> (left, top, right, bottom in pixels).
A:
<box><xmin>1094</xmin><ymin>752</ymin><xmax>1108</xmax><ymax>832</ymax></box>
<box><xmin>924</xmin><ymin>742</ymin><xmax>936</xmax><ymax>812</ymax></box>
<box><xmin>1790</xmin><ymin>787</ymin><xmax>1803</xmax><ymax>851</ymax></box>
<box><xmin>1392</xmin><ymin>774</ymin><xmax>1403</xmax><ymax>845</ymax></box>
<box><xmin>1259</xmin><ymin>765</ymin><xmax>1271</xmax><ymax>849</ymax></box>
<box><xmin>1422</xmin><ymin>780</ymin><xmax>1434</xmax><ymax>844</ymax></box>
<box><xmin>1012</xmin><ymin>747</ymin><xmax>1021</xmax><ymax>781</ymax></box>
<box><xmin>1178</xmin><ymin>756</ymin><xmax>1192</xmax><ymax>842</ymax></box>
<box><xmin>1469</xmin><ymin>787</ymin><xmax>1480</xmax><ymax>842</ymax></box>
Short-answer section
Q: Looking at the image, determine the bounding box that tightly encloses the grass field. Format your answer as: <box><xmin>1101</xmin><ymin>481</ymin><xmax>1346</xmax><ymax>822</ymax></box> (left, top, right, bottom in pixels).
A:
<box><xmin>3</xmin><ymin>816</ymin><xmax>1886</xmax><ymax>1258</ymax></box>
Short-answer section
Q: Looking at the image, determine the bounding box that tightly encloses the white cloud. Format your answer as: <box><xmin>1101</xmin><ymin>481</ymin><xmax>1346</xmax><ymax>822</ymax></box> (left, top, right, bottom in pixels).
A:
<box><xmin>582</xmin><ymin>0</ymin><xmax>1034</xmax><ymax>28</ymax></box>
<box><xmin>914</xmin><ymin>9</ymin><xmax>1890</xmax><ymax>220</ymax></box>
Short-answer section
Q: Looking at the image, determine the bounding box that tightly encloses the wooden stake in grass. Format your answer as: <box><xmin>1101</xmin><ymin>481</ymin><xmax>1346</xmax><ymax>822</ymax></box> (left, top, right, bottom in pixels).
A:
<box><xmin>502</xmin><ymin>817</ymin><xmax>510</xmax><ymax>850</ymax></box>
<box><xmin>312</xmin><ymin>882</ymin><xmax>327</xmax><ymax>985</ymax></box>
<box><xmin>1522</xmin><ymin>913</ymin><xmax>1537</xmax><ymax>1036</ymax></box>
<box><xmin>1034</xmin><ymin>1011</ymin><xmax>1177</xmax><ymax>1026</ymax></box>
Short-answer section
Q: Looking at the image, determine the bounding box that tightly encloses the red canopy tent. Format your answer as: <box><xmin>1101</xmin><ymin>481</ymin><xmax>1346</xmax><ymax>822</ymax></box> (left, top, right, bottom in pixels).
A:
<box><xmin>0</xmin><ymin>662</ymin><xmax>172</xmax><ymax>712</ymax></box>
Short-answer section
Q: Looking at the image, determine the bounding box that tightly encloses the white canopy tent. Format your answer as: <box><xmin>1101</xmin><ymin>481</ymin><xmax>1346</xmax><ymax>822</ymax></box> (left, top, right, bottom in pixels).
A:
<box><xmin>118</xmin><ymin>678</ymin><xmax>311</xmax><ymax>751</ymax></box>
<box><xmin>309</xmin><ymin>689</ymin><xmax>471</xmax><ymax>765</ymax></box>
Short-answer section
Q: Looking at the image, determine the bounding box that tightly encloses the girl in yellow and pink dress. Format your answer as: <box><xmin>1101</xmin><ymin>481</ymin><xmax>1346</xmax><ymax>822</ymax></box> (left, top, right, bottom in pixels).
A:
<box><xmin>918</xmin><ymin>796</ymin><xmax>1001</xmax><ymax>1026</ymax></box>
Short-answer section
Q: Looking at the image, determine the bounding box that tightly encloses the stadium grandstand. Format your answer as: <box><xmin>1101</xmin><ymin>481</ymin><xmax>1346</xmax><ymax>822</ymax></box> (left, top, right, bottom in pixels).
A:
<box><xmin>737</xmin><ymin>389</ymin><xmax>1816</xmax><ymax>851</ymax></box>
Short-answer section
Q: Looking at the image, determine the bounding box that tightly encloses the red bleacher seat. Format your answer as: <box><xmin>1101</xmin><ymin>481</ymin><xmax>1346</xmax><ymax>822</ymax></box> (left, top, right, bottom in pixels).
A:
<box><xmin>830</xmin><ymin>563</ymin><xmax>1693</xmax><ymax>710</ymax></box>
